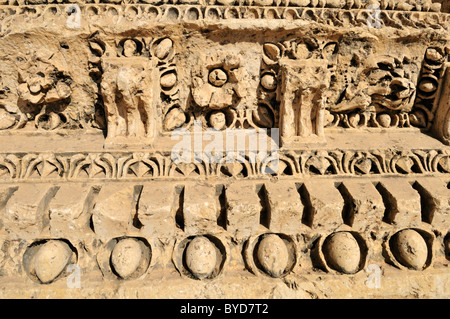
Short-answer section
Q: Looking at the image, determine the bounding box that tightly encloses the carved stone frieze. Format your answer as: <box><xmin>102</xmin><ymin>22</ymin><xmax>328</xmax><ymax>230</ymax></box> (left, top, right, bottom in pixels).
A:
<box><xmin>0</xmin><ymin>0</ymin><xmax>448</xmax><ymax>299</ymax></box>
<box><xmin>0</xmin><ymin>147</ymin><xmax>449</xmax><ymax>181</ymax></box>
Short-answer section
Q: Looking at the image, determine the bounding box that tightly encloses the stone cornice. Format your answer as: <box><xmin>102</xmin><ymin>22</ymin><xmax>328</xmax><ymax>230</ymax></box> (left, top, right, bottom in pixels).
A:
<box><xmin>0</xmin><ymin>4</ymin><xmax>448</xmax><ymax>30</ymax></box>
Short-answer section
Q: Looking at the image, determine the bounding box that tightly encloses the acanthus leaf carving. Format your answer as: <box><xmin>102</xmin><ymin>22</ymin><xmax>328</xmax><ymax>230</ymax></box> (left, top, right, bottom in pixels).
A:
<box><xmin>69</xmin><ymin>153</ymin><xmax>116</xmax><ymax>179</ymax></box>
<box><xmin>119</xmin><ymin>153</ymin><xmax>161</xmax><ymax>178</ymax></box>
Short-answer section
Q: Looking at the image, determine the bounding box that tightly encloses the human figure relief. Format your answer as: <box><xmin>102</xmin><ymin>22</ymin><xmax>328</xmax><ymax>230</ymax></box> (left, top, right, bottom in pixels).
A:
<box><xmin>100</xmin><ymin>39</ymin><xmax>157</xmax><ymax>146</ymax></box>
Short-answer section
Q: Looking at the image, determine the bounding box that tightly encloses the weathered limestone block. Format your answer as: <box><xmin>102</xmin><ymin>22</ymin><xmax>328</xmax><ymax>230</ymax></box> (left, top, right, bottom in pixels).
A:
<box><xmin>339</xmin><ymin>181</ymin><xmax>385</xmax><ymax>231</ymax></box>
<box><xmin>184</xmin><ymin>236</ymin><xmax>218</xmax><ymax>280</ymax></box>
<box><xmin>91</xmin><ymin>185</ymin><xmax>142</xmax><ymax>239</ymax></box>
<box><xmin>413</xmin><ymin>178</ymin><xmax>450</xmax><ymax>229</ymax></box>
<box><xmin>4</xmin><ymin>185</ymin><xmax>58</xmax><ymax>239</ymax></box>
<box><xmin>302</xmin><ymin>181</ymin><xmax>344</xmax><ymax>229</ymax></box>
<box><xmin>256</xmin><ymin>233</ymin><xmax>290</xmax><ymax>278</ymax></box>
<box><xmin>183</xmin><ymin>184</ymin><xmax>218</xmax><ymax>235</ymax></box>
<box><xmin>49</xmin><ymin>184</ymin><xmax>99</xmax><ymax>238</ymax></box>
<box><xmin>322</xmin><ymin>231</ymin><xmax>361</xmax><ymax>274</ymax></box>
<box><xmin>226</xmin><ymin>183</ymin><xmax>261</xmax><ymax>239</ymax></box>
<box><xmin>264</xmin><ymin>181</ymin><xmax>304</xmax><ymax>234</ymax></box>
<box><xmin>138</xmin><ymin>184</ymin><xmax>177</xmax><ymax>238</ymax></box>
<box><xmin>376</xmin><ymin>180</ymin><xmax>421</xmax><ymax>227</ymax></box>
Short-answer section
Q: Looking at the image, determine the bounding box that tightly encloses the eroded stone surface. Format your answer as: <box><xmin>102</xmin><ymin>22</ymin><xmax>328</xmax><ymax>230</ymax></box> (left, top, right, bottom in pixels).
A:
<box><xmin>390</xmin><ymin>229</ymin><xmax>429</xmax><ymax>270</ymax></box>
<box><xmin>0</xmin><ymin>0</ymin><xmax>448</xmax><ymax>299</ymax></box>
<box><xmin>184</xmin><ymin>236</ymin><xmax>217</xmax><ymax>280</ymax></box>
<box><xmin>264</xmin><ymin>182</ymin><xmax>304</xmax><ymax>234</ymax></box>
<box><xmin>256</xmin><ymin>234</ymin><xmax>289</xmax><ymax>278</ymax></box>
<box><xmin>49</xmin><ymin>185</ymin><xmax>98</xmax><ymax>238</ymax></box>
<box><xmin>111</xmin><ymin>238</ymin><xmax>144</xmax><ymax>279</ymax></box>
<box><xmin>4</xmin><ymin>185</ymin><xmax>58</xmax><ymax>240</ymax></box>
<box><xmin>302</xmin><ymin>181</ymin><xmax>344</xmax><ymax>229</ymax></box>
<box><xmin>138</xmin><ymin>184</ymin><xmax>178</xmax><ymax>238</ymax></box>
<box><xmin>376</xmin><ymin>180</ymin><xmax>422</xmax><ymax>227</ymax></box>
<box><xmin>226</xmin><ymin>183</ymin><xmax>261</xmax><ymax>240</ymax></box>
<box><xmin>323</xmin><ymin>232</ymin><xmax>361</xmax><ymax>274</ymax></box>
<box><xmin>338</xmin><ymin>181</ymin><xmax>385</xmax><ymax>231</ymax></box>
<box><xmin>91</xmin><ymin>185</ymin><xmax>142</xmax><ymax>239</ymax></box>
<box><xmin>33</xmin><ymin>240</ymin><xmax>72</xmax><ymax>284</ymax></box>
<box><xmin>413</xmin><ymin>178</ymin><xmax>450</xmax><ymax>229</ymax></box>
<box><xmin>183</xmin><ymin>185</ymin><xmax>219</xmax><ymax>235</ymax></box>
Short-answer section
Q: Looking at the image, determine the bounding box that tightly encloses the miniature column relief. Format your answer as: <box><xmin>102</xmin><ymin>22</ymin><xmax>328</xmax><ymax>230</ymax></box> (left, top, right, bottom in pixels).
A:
<box><xmin>279</xmin><ymin>59</ymin><xmax>330</xmax><ymax>146</ymax></box>
<box><xmin>92</xmin><ymin>38</ymin><xmax>158</xmax><ymax>147</ymax></box>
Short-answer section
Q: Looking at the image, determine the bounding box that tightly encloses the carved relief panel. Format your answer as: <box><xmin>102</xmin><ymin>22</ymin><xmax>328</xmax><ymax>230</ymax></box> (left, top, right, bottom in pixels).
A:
<box><xmin>0</xmin><ymin>0</ymin><xmax>448</xmax><ymax>299</ymax></box>
<box><xmin>0</xmin><ymin>5</ymin><xmax>447</xmax><ymax>149</ymax></box>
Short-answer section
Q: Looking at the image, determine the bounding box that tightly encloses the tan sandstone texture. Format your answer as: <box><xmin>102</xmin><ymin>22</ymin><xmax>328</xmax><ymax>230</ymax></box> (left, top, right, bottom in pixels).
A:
<box><xmin>0</xmin><ymin>0</ymin><xmax>448</xmax><ymax>299</ymax></box>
